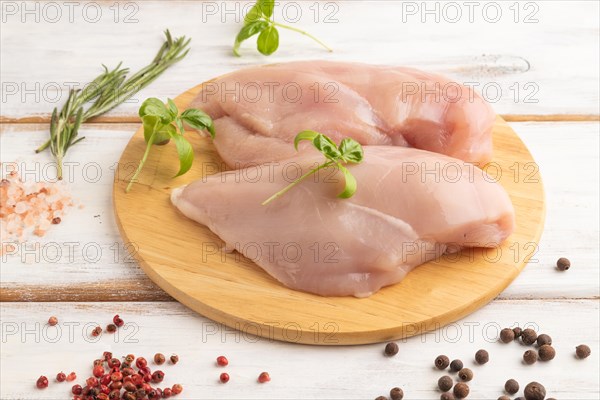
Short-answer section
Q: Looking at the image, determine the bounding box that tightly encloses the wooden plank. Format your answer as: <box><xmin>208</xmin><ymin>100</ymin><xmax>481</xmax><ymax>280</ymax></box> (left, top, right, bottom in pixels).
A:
<box><xmin>1</xmin><ymin>122</ymin><xmax>598</xmax><ymax>302</ymax></box>
<box><xmin>1</xmin><ymin>1</ymin><xmax>599</xmax><ymax>119</ymax></box>
<box><xmin>1</xmin><ymin>300</ymin><xmax>598</xmax><ymax>399</ymax></box>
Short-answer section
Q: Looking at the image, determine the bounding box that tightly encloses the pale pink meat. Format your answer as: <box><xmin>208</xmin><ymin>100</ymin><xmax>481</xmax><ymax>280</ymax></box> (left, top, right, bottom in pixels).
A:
<box><xmin>191</xmin><ymin>61</ymin><xmax>495</xmax><ymax>167</ymax></box>
<box><xmin>171</xmin><ymin>147</ymin><xmax>514</xmax><ymax>297</ymax></box>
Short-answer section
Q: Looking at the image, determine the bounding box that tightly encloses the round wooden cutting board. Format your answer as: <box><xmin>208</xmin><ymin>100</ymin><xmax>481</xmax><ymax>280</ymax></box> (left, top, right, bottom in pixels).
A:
<box><xmin>113</xmin><ymin>83</ymin><xmax>545</xmax><ymax>345</ymax></box>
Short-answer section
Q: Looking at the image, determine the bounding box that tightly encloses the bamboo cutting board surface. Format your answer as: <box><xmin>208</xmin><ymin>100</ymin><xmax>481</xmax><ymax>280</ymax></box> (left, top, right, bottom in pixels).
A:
<box><xmin>113</xmin><ymin>83</ymin><xmax>545</xmax><ymax>345</ymax></box>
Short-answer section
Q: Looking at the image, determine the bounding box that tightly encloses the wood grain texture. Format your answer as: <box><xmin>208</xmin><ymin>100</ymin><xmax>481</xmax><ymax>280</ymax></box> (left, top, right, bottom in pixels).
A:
<box><xmin>2</xmin><ymin>122</ymin><xmax>598</xmax><ymax>302</ymax></box>
<box><xmin>111</xmin><ymin>83</ymin><xmax>544</xmax><ymax>344</ymax></box>
<box><xmin>1</xmin><ymin>1</ymin><xmax>599</xmax><ymax>119</ymax></box>
<box><xmin>1</xmin><ymin>300</ymin><xmax>598</xmax><ymax>399</ymax></box>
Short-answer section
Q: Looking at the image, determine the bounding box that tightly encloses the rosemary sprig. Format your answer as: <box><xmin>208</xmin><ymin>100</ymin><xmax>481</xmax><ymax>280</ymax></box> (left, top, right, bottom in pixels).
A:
<box><xmin>36</xmin><ymin>30</ymin><xmax>191</xmax><ymax>179</ymax></box>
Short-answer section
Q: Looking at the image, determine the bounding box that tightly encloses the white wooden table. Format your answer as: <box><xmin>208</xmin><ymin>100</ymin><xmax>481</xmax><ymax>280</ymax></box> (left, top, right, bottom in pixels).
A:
<box><xmin>1</xmin><ymin>1</ymin><xmax>599</xmax><ymax>399</ymax></box>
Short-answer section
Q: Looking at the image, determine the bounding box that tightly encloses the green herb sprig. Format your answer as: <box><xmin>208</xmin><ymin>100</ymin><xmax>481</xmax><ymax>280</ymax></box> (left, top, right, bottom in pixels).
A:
<box><xmin>36</xmin><ymin>30</ymin><xmax>191</xmax><ymax>179</ymax></box>
<box><xmin>234</xmin><ymin>0</ymin><xmax>332</xmax><ymax>56</ymax></box>
<box><xmin>125</xmin><ymin>98</ymin><xmax>215</xmax><ymax>193</ymax></box>
<box><xmin>262</xmin><ymin>131</ymin><xmax>363</xmax><ymax>205</ymax></box>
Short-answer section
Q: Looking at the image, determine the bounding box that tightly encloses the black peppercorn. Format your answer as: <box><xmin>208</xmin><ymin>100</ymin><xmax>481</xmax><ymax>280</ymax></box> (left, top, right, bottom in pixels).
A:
<box><xmin>453</xmin><ymin>382</ymin><xmax>470</xmax><ymax>399</ymax></box>
<box><xmin>385</xmin><ymin>342</ymin><xmax>399</xmax><ymax>356</ymax></box>
<box><xmin>458</xmin><ymin>368</ymin><xmax>473</xmax><ymax>382</ymax></box>
<box><xmin>523</xmin><ymin>349</ymin><xmax>538</xmax><ymax>364</ymax></box>
<box><xmin>556</xmin><ymin>257</ymin><xmax>570</xmax><ymax>271</ymax></box>
<box><xmin>500</xmin><ymin>328</ymin><xmax>515</xmax><ymax>343</ymax></box>
<box><xmin>524</xmin><ymin>381</ymin><xmax>546</xmax><ymax>400</ymax></box>
<box><xmin>505</xmin><ymin>379</ymin><xmax>519</xmax><ymax>394</ymax></box>
<box><xmin>536</xmin><ymin>334</ymin><xmax>552</xmax><ymax>347</ymax></box>
<box><xmin>390</xmin><ymin>387</ymin><xmax>403</xmax><ymax>400</ymax></box>
<box><xmin>449</xmin><ymin>359</ymin><xmax>463</xmax><ymax>372</ymax></box>
<box><xmin>441</xmin><ymin>393</ymin><xmax>455</xmax><ymax>400</ymax></box>
<box><xmin>435</xmin><ymin>355</ymin><xmax>450</xmax><ymax>370</ymax></box>
<box><xmin>475</xmin><ymin>349</ymin><xmax>489</xmax><ymax>364</ymax></box>
<box><xmin>438</xmin><ymin>376</ymin><xmax>453</xmax><ymax>392</ymax></box>
<box><xmin>576</xmin><ymin>344</ymin><xmax>591</xmax><ymax>359</ymax></box>
<box><xmin>513</xmin><ymin>327</ymin><xmax>523</xmax><ymax>340</ymax></box>
<box><xmin>538</xmin><ymin>344</ymin><xmax>556</xmax><ymax>361</ymax></box>
<box><xmin>521</xmin><ymin>328</ymin><xmax>538</xmax><ymax>345</ymax></box>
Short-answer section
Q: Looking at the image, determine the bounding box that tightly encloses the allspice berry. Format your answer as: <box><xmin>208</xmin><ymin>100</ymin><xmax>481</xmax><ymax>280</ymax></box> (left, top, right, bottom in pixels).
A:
<box><xmin>500</xmin><ymin>328</ymin><xmax>515</xmax><ymax>343</ymax></box>
<box><xmin>449</xmin><ymin>359</ymin><xmax>463</xmax><ymax>372</ymax></box>
<box><xmin>438</xmin><ymin>376</ymin><xmax>453</xmax><ymax>392</ymax></box>
<box><xmin>498</xmin><ymin>396</ymin><xmax>510</xmax><ymax>400</ymax></box>
<box><xmin>458</xmin><ymin>368</ymin><xmax>473</xmax><ymax>382</ymax></box>
<box><xmin>505</xmin><ymin>379</ymin><xmax>520</xmax><ymax>394</ymax></box>
<box><xmin>385</xmin><ymin>342</ymin><xmax>399</xmax><ymax>356</ymax></box>
<box><xmin>536</xmin><ymin>334</ymin><xmax>552</xmax><ymax>347</ymax></box>
<box><xmin>538</xmin><ymin>345</ymin><xmax>556</xmax><ymax>361</ymax></box>
<box><xmin>435</xmin><ymin>355</ymin><xmax>450</xmax><ymax>370</ymax></box>
<box><xmin>524</xmin><ymin>381</ymin><xmax>546</xmax><ymax>400</ymax></box>
<box><xmin>475</xmin><ymin>349</ymin><xmax>489</xmax><ymax>364</ymax></box>
<box><xmin>576</xmin><ymin>344</ymin><xmax>591</xmax><ymax>359</ymax></box>
<box><xmin>513</xmin><ymin>327</ymin><xmax>523</xmax><ymax>340</ymax></box>
<box><xmin>390</xmin><ymin>387</ymin><xmax>404</xmax><ymax>400</ymax></box>
<box><xmin>441</xmin><ymin>393</ymin><xmax>455</xmax><ymax>400</ymax></box>
<box><xmin>521</xmin><ymin>328</ymin><xmax>538</xmax><ymax>345</ymax></box>
<box><xmin>453</xmin><ymin>382</ymin><xmax>470</xmax><ymax>399</ymax></box>
<box><xmin>523</xmin><ymin>349</ymin><xmax>538</xmax><ymax>364</ymax></box>
<box><xmin>556</xmin><ymin>257</ymin><xmax>570</xmax><ymax>271</ymax></box>
<box><xmin>375</xmin><ymin>397</ymin><xmax>387</xmax><ymax>400</ymax></box>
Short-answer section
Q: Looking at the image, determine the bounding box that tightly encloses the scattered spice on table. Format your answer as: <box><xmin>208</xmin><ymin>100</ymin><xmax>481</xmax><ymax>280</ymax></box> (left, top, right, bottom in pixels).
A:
<box><xmin>258</xmin><ymin>371</ymin><xmax>271</xmax><ymax>383</ymax></box>
<box><xmin>521</xmin><ymin>328</ymin><xmax>538</xmax><ymax>345</ymax></box>
<box><xmin>500</xmin><ymin>328</ymin><xmax>515</xmax><ymax>343</ymax></box>
<box><xmin>216</xmin><ymin>356</ymin><xmax>229</xmax><ymax>366</ymax></box>
<box><xmin>538</xmin><ymin>344</ymin><xmax>556</xmax><ymax>361</ymax></box>
<box><xmin>575</xmin><ymin>344</ymin><xmax>591</xmax><ymax>359</ymax></box>
<box><xmin>219</xmin><ymin>372</ymin><xmax>230</xmax><ymax>383</ymax></box>
<box><xmin>170</xmin><ymin>354</ymin><xmax>179</xmax><ymax>364</ymax></box>
<box><xmin>556</xmin><ymin>257</ymin><xmax>570</xmax><ymax>271</ymax></box>
<box><xmin>48</xmin><ymin>316</ymin><xmax>58</xmax><ymax>326</ymax></box>
<box><xmin>513</xmin><ymin>327</ymin><xmax>523</xmax><ymax>340</ymax></box>
<box><xmin>523</xmin><ymin>349</ymin><xmax>538</xmax><ymax>364</ymax></box>
<box><xmin>505</xmin><ymin>379</ymin><xmax>519</xmax><ymax>394</ymax></box>
<box><xmin>384</xmin><ymin>342</ymin><xmax>399</xmax><ymax>356</ymax></box>
<box><xmin>438</xmin><ymin>376</ymin><xmax>453</xmax><ymax>392</ymax></box>
<box><xmin>440</xmin><ymin>393</ymin><xmax>454</xmax><ymax>400</ymax></box>
<box><xmin>453</xmin><ymin>382</ymin><xmax>469</xmax><ymax>399</ymax></box>
<box><xmin>458</xmin><ymin>368</ymin><xmax>473</xmax><ymax>382</ymax></box>
<box><xmin>536</xmin><ymin>334</ymin><xmax>552</xmax><ymax>346</ymax></box>
<box><xmin>449</xmin><ymin>359</ymin><xmax>463</xmax><ymax>372</ymax></box>
<box><xmin>475</xmin><ymin>349</ymin><xmax>489</xmax><ymax>364</ymax></box>
<box><xmin>36</xmin><ymin>375</ymin><xmax>48</xmax><ymax>389</ymax></box>
<box><xmin>524</xmin><ymin>381</ymin><xmax>546</xmax><ymax>400</ymax></box>
<box><xmin>435</xmin><ymin>355</ymin><xmax>450</xmax><ymax>369</ymax></box>
<box><xmin>389</xmin><ymin>386</ymin><xmax>404</xmax><ymax>400</ymax></box>
<box><xmin>154</xmin><ymin>353</ymin><xmax>165</xmax><ymax>365</ymax></box>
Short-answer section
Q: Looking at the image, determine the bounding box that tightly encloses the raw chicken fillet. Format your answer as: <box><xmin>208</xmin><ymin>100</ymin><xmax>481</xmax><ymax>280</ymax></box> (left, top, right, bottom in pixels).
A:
<box><xmin>171</xmin><ymin>147</ymin><xmax>515</xmax><ymax>297</ymax></box>
<box><xmin>191</xmin><ymin>61</ymin><xmax>496</xmax><ymax>167</ymax></box>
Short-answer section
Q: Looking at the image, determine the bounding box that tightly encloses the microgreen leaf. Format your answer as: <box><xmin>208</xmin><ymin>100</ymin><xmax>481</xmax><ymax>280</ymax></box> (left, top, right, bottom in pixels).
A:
<box><xmin>139</xmin><ymin>98</ymin><xmax>172</xmax><ymax>124</ymax></box>
<box><xmin>171</xmin><ymin>133</ymin><xmax>194</xmax><ymax>177</ymax></box>
<box><xmin>313</xmin><ymin>134</ymin><xmax>341</xmax><ymax>160</ymax></box>
<box><xmin>244</xmin><ymin>4</ymin><xmax>262</xmax><ymax>23</ymax></box>
<box><xmin>257</xmin><ymin>25</ymin><xmax>279</xmax><ymax>55</ymax></box>
<box><xmin>174</xmin><ymin>116</ymin><xmax>185</xmax><ymax>135</ymax></box>
<box><xmin>336</xmin><ymin>164</ymin><xmax>357</xmax><ymax>198</ymax></box>
<box><xmin>233</xmin><ymin>20</ymin><xmax>269</xmax><ymax>57</ymax></box>
<box><xmin>167</xmin><ymin>98</ymin><xmax>179</xmax><ymax>120</ymax></box>
<box><xmin>339</xmin><ymin>138</ymin><xmax>364</xmax><ymax>164</ymax></box>
<box><xmin>181</xmin><ymin>109</ymin><xmax>215</xmax><ymax>138</ymax></box>
<box><xmin>258</xmin><ymin>0</ymin><xmax>274</xmax><ymax>18</ymax></box>
<box><xmin>141</xmin><ymin>115</ymin><xmax>161</xmax><ymax>143</ymax></box>
<box><xmin>294</xmin><ymin>130</ymin><xmax>320</xmax><ymax>150</ymax></box>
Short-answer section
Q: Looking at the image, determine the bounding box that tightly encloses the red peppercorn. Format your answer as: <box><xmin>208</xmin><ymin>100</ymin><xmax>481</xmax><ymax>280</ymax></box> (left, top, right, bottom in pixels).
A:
<box><xmin>141</xmin><ymin>383</ymin><xmax>152</xmax><ymax>393</ymax></box>
<box><xmin>258</xmin><ymin>372</ymin><xmax>271</xmax><ymax>383</ymax></box>
<box><xmin>216</xmin><ymin>356</ymin><xmax>228</xmax><ymax>366</ymax></box>
<box><xmin>171</xmin><ymin>384</ymin><xmax>182</xmax><ymax>395</ymax></box>
<box><xmin>93</xmin><ymin>365</ymin><xmax>105</xmax><ymax>378</ymax></box>
<box><xmin>219</xmin><ymin>372</ymin><xmax>230</xmax><ymax>383</ymax></box>
<box><xmin>143</xmin><ymin>373</ymin><xmax>152</xmax><ymax>383</ymax></box>
<box><xmin>122</xmin><ymin>368</ymin><xmax>135</xmax><ymax>377</ymax></box>
<box><xmin>169</xmin><ymin>354</ymin><xmax>179</xmax><ymax>365</ymax></box>
<box><xmin>111</xmin><ymin>371</ymin><xmax>123</xmax><ymax>382</ymax></box>
<box><xmin>106</xmin><ymin>324</ymin><xmax>117</xmax><ymax>333</ymax></box>
<box><xmin>110</xmin><ymin>381</ymin><xmax>122</xmax><ymax>390</ymax></box>
<box><xmin>100</xmin><ymin>374</ymin><xmax>111</xmax><ymax>386</ymax></box>
<box><xmin>103</xmin><ymin>352</ymin><xmax>113</xmax><ymax>361</ymax></box>
<box><xmin>152</xmin><ymin>371</ymin><xmax>165</xmax><ymax>383</ymax></box>
<box><xmin>36</xmin><ymin>375</ymin><xmax>49</xmax><ymax>389</ymax></box>
<box><xmin>138</xmin><ymin>366</ymin><xmax>151</xmax><ymax>376</ymax></box>
<box><xmin>154</xmin><ymin>353</ymin><xmax>166</xmax><ymax>365</ymax></box>
<box><xmin>72</xmin><ymin>384</ymin><xmax>83</xmax><ymax>395</ymax></box>
<box><xmin>123</xmin><ymin>382</ymin><xmax>136</xmax><ymax>392</ymax></box>
<box><xmin>91</xmin><ymin>326</ymin><xmax>102</xmax><ymax>337</ymax></box>
<box><xmin>131</xmin><ymin>374</ymin><xmax>143</xmax><ymax>386</ymax></box>
<box><xmin>56</xmin><ymin>372</ymin><xmax>66</xmax><ymax>382</ymax></box>
<box><xmin>162</xmin><ymin>388</ymin><xmax>173</xmax><ymax>398</ymax></box>
<box><xmin>125</xmin><ymin>354</ymin><xmax>135</xmax><ymax>363</ymax></box>
<box><xmin>48</xmin><ymin>316</ymin><xmax>58</xmax><ymax>326</ymax></box>
<box><xmin>148</xmin><ymin>389</ymin><xmax>161</xmax><ymax>400</ymax></box>
<box><xmin>135</xmin><ymin>357</ymin><xmax>147</xmax><ymax>369</ymax></box>
<box><xmin>123</xmin><ymin>392</ymin><xmax>136</xmax><ymax>400</ymax></box>
<box><xmin>108</xmin><ymin>358</ymin><xmax>121</xmax><ymax>368</ymax></box>
<box><xmin>100</xmin><ymin>384</ymin><xmax>110</xmax><ymax>394</ymax></box>
<box><xmin>113</xmin><ymin>315</ymin><xmax>124</xmax><ymax>327</ymax></box>
<box><xmin>86</xmin><ymin>377</ymin><xmax>99</xmax><ymax>387</ymax></box>
<box><xmin>96</xmin><ymin>393</ymin><xmax>109</xmax><ymax>400</ymax></box>
<box><xmin>66</xmin><ymin>372</ymin><xmax>77</xmax><ymax>382</ymax></box>
<box><xmin>108</xmin><ymin>389</ymin><xmax>120</xmax><ymax>400</ymax></box>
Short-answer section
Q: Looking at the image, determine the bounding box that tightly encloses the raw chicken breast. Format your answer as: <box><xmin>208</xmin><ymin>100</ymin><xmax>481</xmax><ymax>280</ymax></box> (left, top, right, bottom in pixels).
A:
<box><xmin>191</xmin><ymin>61</ymin><xmax>495</xmax><ymax>167</ymax></box>
<box><xmin>171</xmin><ymin>147</ymin><xmax>514</xmax><ymax>297</ymax></box>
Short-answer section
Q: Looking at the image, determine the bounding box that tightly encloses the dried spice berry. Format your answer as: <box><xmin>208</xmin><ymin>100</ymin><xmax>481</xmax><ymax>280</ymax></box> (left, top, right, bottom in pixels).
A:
<box><xmin>513</xmin><ymin>327</ymin><xmax>523</xmax><ymax>340</ymax></box>
<box><xmin>72</xmin><ymin>384</ymin><xmax>83</xmax><ymax>395</ymax></box>
<box><xmin>475</xmin><ymin>349</ymin><xmax>489</xmax><ymax>364</ymax></box>
<box><xmin>171</xmin><ymin>384</ymin><xmax>183</xmax><ymax>395</ymax></box>
<box><xmin>449</xmin><ymin>359</ymin><xmax>463</xmax><ymax>372</ymax></box>
<box><xmin>106</xmin><ymin>324</ymin><xmax>117</xmax><ymax>333</ymax></box>
<box><xmin>441</xmin><ymin>394</ymin><xmax>455</xmax><ymax>400</ymax></box>
<box><xmin>48</xmin><ymin>316</ymin><xmax>58</xmax><ymax>326</ymax></box>
<box><xmin>151</xmin><ymin>370</ymin><xmax>164</xmax><ymax>383</ymax></box>
<box><xmin>113</xmin><ymin>314</ymin><xmax>124</xmax><ymax>327</ymax></box>
<box><xmin>66</xmin><ymin>372</ymin><xmax>77</xmax><ymax>382</ymax></box>
<box><xmin>523</xmin><ymin>350</ymin><xmax>538</xmax><ymax>364</ymax></box>
<box><xmin>458</xmin><ymin>368</ymin><xmax>473</xmax><ymax>382</ymax></box>
<box><xmin>56</xmin><ymin>372</ymin><xmax>66</xmax><ymax>382</ymax></box>
<box><xmin>521</xmin><ymin>328</ymin><xmax>537</xmax><ymax>345</ymax></box>
<box><xmin>91</xmin><ymin>326</ymin><xmax>102</xmax><ymax>337</ymax></box>
<box><xmin>36</xmin><ymin>375</ymin><xmax>49</xmax><ymax>389</ymax></box>
<box><xmin>438</xmin><ymin>376</ymin><xmax>453</xmax><ymax>392</ymax></box>
<box><xmin>556</xmin><ymin>257</ymin><xmax>570</xmax><ymax>271</ymax></box>
<box><xmin>219</xmin><ymin>372</ymin><xmax>229</xmax><ymax>383</ymax></box>
<box><xmin>154</xmin><ymin>353</ymin><xmax>166</xmax><ymax>365</ymax></box>
<box><xmin>435</xmin><ymin>355</ymin><xmax>450</xmax><ymax>370</ymax></box>
<box><xmin>453</xmin><ymin>382</ymin><xmax>470</xmax><ymax>399</ymax></box>
<box><xmin>375</xmin><ymin>397</ymin><xmax>387</xmax><ymax>400</ymax></box>
<box><xmin>258</xmin><ymin>372</ymin><xmax>271</xmax><ymax>383</ymax></box>
<box><xmin>576</xmin><ymin>344</ymin><xmax>591</xmax><ymax>359</ymax></box>
<box><xmin>498</xmin><ymin>396</ymin><xmax>510</xmax><ymax>400</ymax></box>
<box><xmin>536</xmin><ymin>334</ymin><xmax>552</xmax><ymax>347</ymax></box>
<box><xmin>390</xmin><ymin>387</ymin><xmax>404</xmax><ymax>400</ymax></box>
<box><xmin>385</xmin><ymin>342</ymin><xmax>399</xmax><ymax>356</ymax></box>
<box><xmin>170</xmin><ymin>354</ymin><xmax>179</xmax><ymax>364</ymax></box>
<box><xmin>135</xmin><ymin>357</ymin><xmax>147</xmax><ymax>369</ymax></box>
<box><xmin>505</xmin><ymin>379</ymin><xmax>519</xmax><ymax>394</ymax></box>
<box><xmin>500</xmin><ymin>328</ymin><xmax>515</xmax><ymax>343</ymax></box>
<box><xmin>217</xmin><ymin>355</ymin><xmax>229</xmax><ymax>366</ymax></box>
<box><xmin>524</xmin><ymin>381</ymin><xmax>546</xmax><ymax>400</ymax></box>
<box><xmin>538</xmin><ymin>345</ymin><xmax>556</xmax><ymax>361</ymax></box>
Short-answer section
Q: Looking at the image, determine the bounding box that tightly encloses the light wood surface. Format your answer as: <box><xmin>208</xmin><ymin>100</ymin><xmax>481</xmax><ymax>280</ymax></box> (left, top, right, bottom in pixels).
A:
<box><xmin>112</xmin><ymin>83</ymin><xmax>545</xmax><ymax>344</ymax></box>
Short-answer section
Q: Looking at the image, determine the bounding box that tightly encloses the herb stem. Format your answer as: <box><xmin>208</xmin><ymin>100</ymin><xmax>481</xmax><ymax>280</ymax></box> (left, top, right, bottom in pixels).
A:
<box><xmin>125</xmin><ymin>135</ymin><xmax>155</xmax><ymax>193</ymax></box>
<box><xmin>271</xmin><ymin>21</ymin><xmax>333</xmax><ymax>52</ymax></box>
<box><xmin>262</xmin><ymin>161</ymin><xmax>333</xmax><ymax>205</ymax></box>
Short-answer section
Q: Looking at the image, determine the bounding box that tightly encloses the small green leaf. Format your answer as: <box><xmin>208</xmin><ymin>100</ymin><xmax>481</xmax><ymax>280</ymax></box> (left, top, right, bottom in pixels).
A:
<box><xmin>174</xmin><ymin>116</ymin><xmax>185</xmax><ymax>135</ymax></box>
<box><xmin>233</xmin><ymin>20</ymin><xmax>269</xmax><ymax>56</ymax></box>
<box><xmin>258</xmin><ymin>0</ymin><xmax>275</xmax><ymax>18</ymax></box>
<box><xmin>244</xmin><ymin>3</ymin><xmax>262</xmax><ymax>23</ymax></box>
<box><xmin>170</xmin><ymin>134</ymin><xmax>194</xmax><ymax>177</ymax></box>
<box><xmin>336</xmin><ymin>164</ymin><xmax>357</xmax><ymax>199</ymax></box>
<box><xmin>313</xmin><ymin>134</ymin><xmax>341</xmax><ymax>160</ymax></box>
<box><xmin>181</xmin><ymin>109</ymin><xmax>215</xmax><ymax>138</ymax></box>
<box><xmin>139</xmin><ymin>98</ymin><xmax>171</xmax><ymax>123</ymax></box>
<box><xmin>257</xmin><ymin>25</ymin><xmax>279</xmax><ymax>56</ymax></box>
<box><xmin>294</xmin><ymin>130</ymin><xmax>320</xmax><ymax>150</ymax></box>
<box><xmin>167</xmin><ymin>98</ymin><xmax>178</xmax><ymax>120</ymax></box>
<box><xmin>141</xmin><ymin>115</ymin><xmax>161</xmax><ymax>143</ymax></box>
<box><xmin>338</xmin><ymin>138</ymin><xmax>364</xmax><ymax>163</ymax></box>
